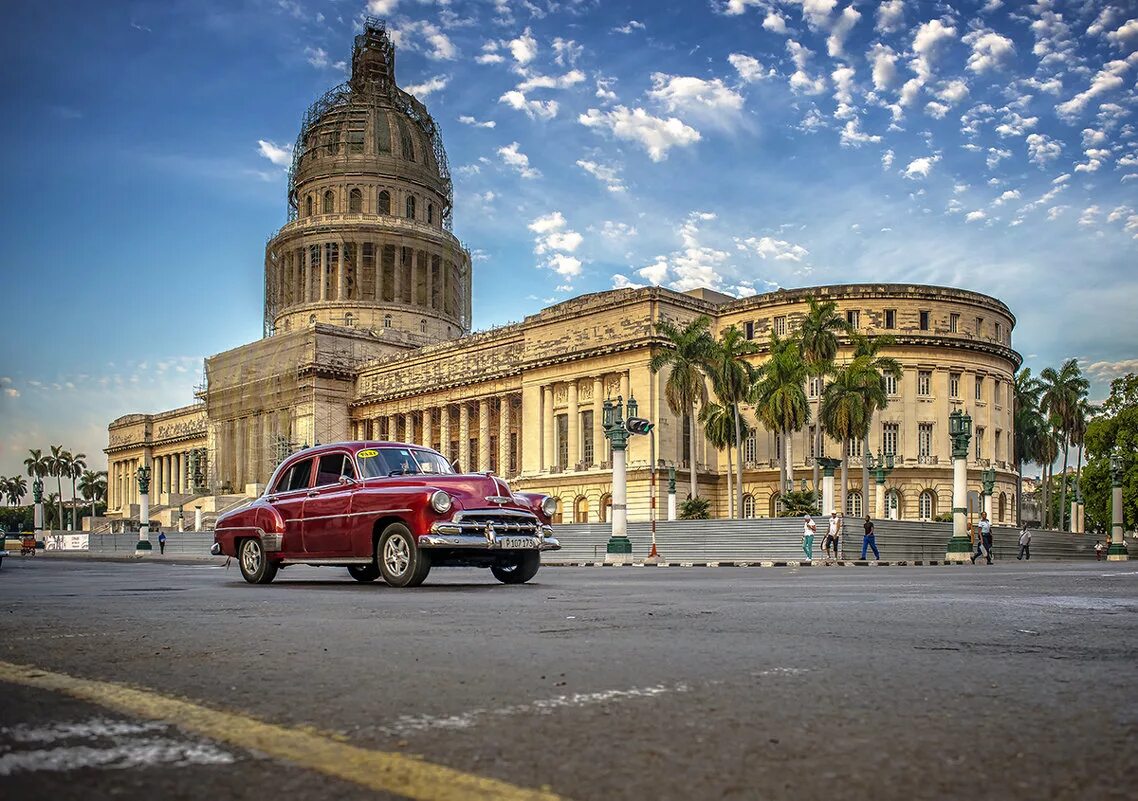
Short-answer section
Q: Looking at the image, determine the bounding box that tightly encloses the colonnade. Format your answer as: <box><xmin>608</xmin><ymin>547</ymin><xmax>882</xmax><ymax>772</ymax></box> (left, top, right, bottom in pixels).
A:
<box><xmin>109</xmin><ymin>449</ymin><xmax>195</xmax><ymax>511</ymax></box>
<box><xmin>268</xmin><ymin>239</ymin><xmax>466</xmax><ymax>320</ymax></box>
<box><xmin>353</xmin><ymin>393</ymin><xmax>521</xmax><ymax>477</ymax></box>
<box><xmin>538</xmin><ymin>372</ymin><xmax>627</xmax><ymax>473</ymax></box>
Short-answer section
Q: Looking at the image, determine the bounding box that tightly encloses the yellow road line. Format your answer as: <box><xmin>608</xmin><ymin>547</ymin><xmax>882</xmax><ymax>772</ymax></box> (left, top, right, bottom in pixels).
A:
<box><xmin>0</xmin><ymin>660</ymin><xmax>568</xmax><ymax>801</ymax></box>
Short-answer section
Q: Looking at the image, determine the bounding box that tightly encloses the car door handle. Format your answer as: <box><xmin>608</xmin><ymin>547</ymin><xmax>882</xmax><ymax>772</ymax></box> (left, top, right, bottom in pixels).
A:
<box><xmin>307</xmin><ymin>490</ymin><xmax>319</xmax><ymax>497</ymax></box>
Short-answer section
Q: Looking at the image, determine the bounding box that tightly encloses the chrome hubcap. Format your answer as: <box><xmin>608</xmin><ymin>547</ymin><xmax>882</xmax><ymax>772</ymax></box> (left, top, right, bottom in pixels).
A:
<box><xmin>241</xmin><ymin>540</ymin><xmax>262</xmax><ymax>576</ymax></box>
<box><xmin>383</xmin><ymin>535</ymin><xmax>410</xmax><ymax>576</ymax></box>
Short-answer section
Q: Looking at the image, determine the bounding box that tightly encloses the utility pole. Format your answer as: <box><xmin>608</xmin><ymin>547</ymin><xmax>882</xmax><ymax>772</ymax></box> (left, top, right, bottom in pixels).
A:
<box><xmin>945</xmin><ymin>408</ymin><xmax>974</xmax><ymax>562</ymax></box>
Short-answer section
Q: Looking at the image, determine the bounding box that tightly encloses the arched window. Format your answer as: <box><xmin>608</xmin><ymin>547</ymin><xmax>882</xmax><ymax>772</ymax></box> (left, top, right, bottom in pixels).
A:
<box><xmin>383</xmin><ymin>314</ymin><xmax>392</xmax><ymax>329</ymax></box>
<box><xmin>552</xmin><ymin>497</ymin><xmax>564</xmax><ymax>525</ymax></box>
<box><xmin>322</xmin><ymin>190</ymin><xmax>334</xmax><ymax>214</ymax></box>
<box><xmin>919</xmin><ymin>490</ymin><xmax>936</xmax><ymax>520</ymax></box>
<box><xmin>574</xmin><ymin>496</ymin><xmax>589</xmax><ymax>524</ymax></box>
<box><xmin>283</xmin><ymin>319</ymin><xmax>291</xmax><ymax>331</ymax></box>
<box><xmin>419</xmin><ymin>319</ymin><xmax>427</xmax><ymax>333</ymax></box>
<box><xmin>349</xmin><ymin>188</ymin><xmax>362</xmax><ymax>213</ymax></box>
<box><xmin>427</xmin><ymin>203</ymin><xmax>434</xmax><ymax>225</ymax></box>
<box><xmin>305</xmin><ymin>195</ymin><xmax>313</xmax><ymax>217</ymax></box>
<box><xmin>377</xmin><ymin>189</ymin><xmax>391</xmax><ymax>215</ymax></box>
<box><xmin>405</xmin><ymin>195</ymin><xmax>416</xmax><ymax>220</ymax></box>
<box><xmin>998</xmin><ymin>492</ymin><xmax>1007</xmax><ymax>522</ymax></box>
<box><xmin>344</xmin><ymin>313</ymin><xmax>354</xmax><ymax>327</ymax></box>
<box><xmin>599</xmin><ymin>494</ymin><xmax>612</xmax><ymax>522</ymax></box>
<box><xmin>308</xmin><ymin>314</ymin><xmax>317</xmax><ymax>326</ymax></box>
<box><xmin>769</xmin><ymin>492</ymin><xmax>782</xmax><ymax>518</ymax></box>
<box><xmin>742</xmin><ymin>494</ymin><xmax>755</xmax><ymax>519</ymax></box>
<box><xmin>885</xmin><ymin>489</ymin><xmax>901</xmax><ymax>520</ymax></box>
<box><xmin>846</xmin><ymin>490</ymin><xmax>862</xmax><ymax>518</ymax></box>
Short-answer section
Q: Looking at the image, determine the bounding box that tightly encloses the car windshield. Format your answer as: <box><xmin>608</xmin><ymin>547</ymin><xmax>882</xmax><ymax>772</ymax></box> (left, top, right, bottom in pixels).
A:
<box><xmin>356</xmin><ymin>447</ymin><xmax>454</xmax><ymax>479</ymax></box>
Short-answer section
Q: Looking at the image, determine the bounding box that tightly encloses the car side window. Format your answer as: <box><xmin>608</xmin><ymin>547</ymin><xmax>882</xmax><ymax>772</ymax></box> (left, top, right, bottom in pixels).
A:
<box><xmin>315</xmin><ymin>454</ymin><xmax>349</xmax><ymax>487</ymax></box>
<box><xmin>286</xmin><ymin>459</ymin><xmax>313</xmax><ymax>491</ymax></box>
<box><xmin>340</xmin><ymin>455</ymin><xmax>356</xmax><ymax>480</ymax></box>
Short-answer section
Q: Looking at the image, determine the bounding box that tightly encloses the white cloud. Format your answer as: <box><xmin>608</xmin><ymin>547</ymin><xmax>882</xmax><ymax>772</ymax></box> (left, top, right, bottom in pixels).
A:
<box><xmin>578</xmin><ymin>106</ymin><xmax>701</xmax><ymax>162</ymax></box>
<box><xmin>903</xmin><ymin>155</ymin><xmax>940</xmax><ymax>179</ymax></box>
<box><xmin>882</xmin><ymin>149</ymin><xmax>894</xmax><ymax>170</ymax></box>
<box><xmin>736</xmin><ymin>235</ymin><xmax>810</xmax><ymax>262</ymax></box>
<box><xmin>304</xmin><ymin>47</ymin><xmax>331</xmax><ymax>69</ymax></box>
<box><xmin>827</xmin><ymin>6</ymin><xmax>861</xmax><ymax>57</ymax></box>
<box><xmin>993</xmin><ymin>189</ymin><xmax>1020</xmax><ymax>205</ymax></box>
<box><xmin>796</xmin><ymin>0</ymin><xmax>838</xmax><ymax>30</ymax></box>
<box><xmin>613</xmin><ymin>20</ymin><xmax>645</xmax><ymax>34</ymax></box>
<box><xmin>367</xmin><ymin>0</ymin><xmax>399</xmax><ymax>13</ymax></box>
<box><xmin>787</xmin><ymin>40</ymin><xmax>826</xmax><ymax>94</ymax></box>
<box><xmin>1047</xmin><ymin>205</ymin><xmax>1068</xmax><ymax>220</ymax></box>
<box><xmin>963</xmin><ymin>30</ymin><xmax>1015</xmax><ymax>73</ymax></box>
<box><xmin>1026</xmin><ymin>133</ymin><xmax>1062</xmax><ymax>166</ymax></box>
<box><xmin>1056</xmin><ymin>54</ymin><xmax>1138</xmax><ymax>119</ymax></box>
<box><xmin>994</xmin><ymin>110</ymin><xmax>1038</xmax><ymax>138</ymax></box>
<box><xmin>499</xmin><ymin>90</ymin><xmax>559</xmax><ymax>120</ymax></box>
<box><xmin>1107</xmin><ymin>19</ymin><xmax>1138</xmax><ymax>51</ymax></box>
<box><xmin>595</xmin><ymin>77</ymin><xmax>617</xmax><ymax>102</ymax></box>
<box><xmin>405</xmin><ymin>75</ymin><xmax>449</xmax><ymax>97</ymax></box>
<box><xmin>576</xmin><ymin>159</ymin><xmax>626</xmax><ymax>192</ymax></box>
<box><xmin>256</xmin><ymin>139</ymin><xmax>292</xmax><ymax>166</ymax></box>
<box><xmin>611</xmin><ymin>274</ymin><xmax>646</xmax><ymax>290</ymax></box>
<box><xmin>3</xmin><ymin>387</ymin><xmax>19</xmax><ymax>398</ymax></box>
<box><xmin>475</xmin><ymin>42</ymin><xmax>504</xmax><ymax>64</ymax></box>
<box><xmin>508</xmin><ymin>27</ymin><xmax>538</xmax><ymax>65</ymax></box>
<box><xmin>529</xmin><ymin>212</ymin><xmax>583</xmax><ymax>279</ymax></box>
<box><xmin>648</xmin><ymin>73</ymin><xmax>745</xmax><ymax>126</ymax></box>
<box><xmin>389</xmin><ymin>20</ymin><xmax>457</xmax><ymax>61</ymax></box>
<box><xmin>515</xmin><ymin>70</ymin><xmax>586</xmax><ymax>92</ymax></box>
<box><xmin>601</xmin><ymin>221</ymin><xmax>637</xmax><ymax>238</ymax></box>
<box><xmin>1078</xmin><ymin>205</ymin><xmax>1100</xmax><ymax>226</ymax></box>
<box><xmin>498</xmin><ymin>142</ymin><xmax>540</xmax><ymax>178</ymax></box>
<box><xmin>911</xmin><ymin>19</ymin><xmax>957</xmax><ymax>82</ymax></box>
<box><xmin>458</xmin><ymin>115</ymin><xmax>495</xmax><ymax>128</ymax></box>
<box><xmin>925</xmin><ymin>101</ymin><xmax>950</xmax><ymax>119</ymax></box>
<box><xmin>965</xmin><ymin>210</ymin><xmax>986</xmax><ymax>222</ymax></box>
<box><xmin>728</xmin><ymin>53</ymin><xmax>772</xmax><ymax>83</ymax></box>
<box><xmin>1087</xmin><ymin>7</ymin><xmax>1122</xmax><ymax>38</ymax></box>
<box><xmin>936</xmin><ymin>79</ymin><xmax>969</xmax><ymax>104</ymax></box>
<box><xmin>840</xmin><ymin>118</ymin><xmax>881</xmax><ymax>147</ymax></box>
<box><xmin>876</xmin><ymin>0</ymin><xmax>905</xmax><ymax>34</ymax></box>
<box><xmin>986</xmin><ymin>148</ymin><xmax>1011</xmax><ymax>169</ymax></box>
<box><xmin>552</xmin><ymin>38</ymin><xmax>582</xmax><ymax>66</ymax></box>
<box><xmin>763</xmin><ymin>11</ymin><xmax>789</xmax><ymax>34</ymax></box>
<box><xmin>869</xmin><ymin>44</ymin><xmax>898</xmax><ymax>90</ymax></box>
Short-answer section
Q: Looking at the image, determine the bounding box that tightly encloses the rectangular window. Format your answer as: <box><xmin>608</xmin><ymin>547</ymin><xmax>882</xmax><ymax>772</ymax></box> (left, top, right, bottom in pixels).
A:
<box><xmin>976</xmin><ymin>316</ymin><xmax>984</xmax><ymax>337</ymax></box>
<box><xmin>808</xmin><ymin>425</ymin><xmax>817</xmax><ymax>458</ymax></box>
<box><xmin>347</xmin><ymin>129</ymin><xmax>365</xmax><ymax>154</ymax></box>
<box><xmin>994</xmin><ymin>379</ymin><xmax>1002</xmax><ymax>407</ymax></box>
<box><xmin>744</xmin><ymin>321</ymin><xmax>754</xmax><ymax>340</ymax></box>
<box><xmin>743</xmin><ymin>431</ymin><xmax>757</xmax><ymax>464</ymax></box>
<box><xmin>918</xmin><ymin>370</ymin><xmax>931</xmax><ymax>396</ymax></box>
<box><xmin>884</xmin><ymin>309</ymin><xmax>896</xmax><ymax>329</ymax></box>
<box><xmin>581</xmin><ymin>410</ymin><xmax>595</xmax><ymax>465</ymax></box>
<box><xmin>846</xmin><ymin>310</ymin><xmax>859</xmax><ymax>328</ymax></box>
<box><xmin>995</xmin><ymin>322</ymin><xmax>1003</xmax><ymax>342</ymax></box>
<box><xmin>918</xmin><ymin>423</ymin><xmax>933</xmax><ymax>457</ymax></box>
<box><xmin>885</xmin><ymin>371</ymin><xmax>899</xmax><ymax>396</ymax></box>
<box><xmin>883</xmin><ymin>423</ymin><xmax>899</xmax><ymax>456</ymax></box>
<box><xmin>848</xmin><ymin>437</ymin><xmax>863</xmax><ymax>458</ymax></box>
<box><xmin>773</xmin><ymin>316</ymin><xmax>787</xmax><ymax>336</ymax></box>
<box><xmin>809</xmin><ymin>377</ymin><xmax>822</xmax><ymax>398</ymax></box>
<box><xmin>995</xmin><ymin>429</ymin><xmax>1002</xmax><ymax>461</ymax></box>
<box><xmin>509</xmin><ymin>432</ymin><xmax>518</xmax><ymax>474</ymax></box>
<box><xmin>949</xmin><ymin>313</ymin><xmax>959</xmax><ymax>333</ymax></box>
<box><xmin>919</xmin><ymin>310</ymin><xmax>930</xmax><ymax>331</ymax></box>
<box><xmin>976</xmin><ymin>427</ymin><xmax>985</xmax><ymax>461</ymax></box>
<box><xmin>975</xmin><ymin>376</ymin><xmax>983</xmax><ymax>401</ymax></box>
<box><xmin>950</xmin><ymin>372</ymin><xmax>960</xmax><ymax>398</ymax></box>
<box><xmin>555</xmin><ymin>414</ymin><xmax>568</xmax><ymax>468</ymax></box>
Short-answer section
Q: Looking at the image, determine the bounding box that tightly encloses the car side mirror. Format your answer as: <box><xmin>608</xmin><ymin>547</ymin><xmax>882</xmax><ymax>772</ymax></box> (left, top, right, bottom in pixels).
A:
<box><xmin>338</xmin><ymin>475</ymin><xmax>356</xmax><ymax>486</ymax></box>
<box><xmin>449</xmin><ymin>459</ymin><xmax>461</xmax><ymax>473</ymax></box>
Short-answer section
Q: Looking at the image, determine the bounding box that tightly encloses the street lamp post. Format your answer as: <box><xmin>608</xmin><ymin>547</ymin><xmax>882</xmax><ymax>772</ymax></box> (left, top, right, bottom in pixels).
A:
<box><xmin>1109</xmin><ymin>449</ymin><xmax>1129</xmax><ymax>561</ymax></box>
<box><xmin>135</xmin><ymin>464</ymin><xmax>152</xmax><ymax>551</ymax></box>
<box><xmin>667</xmin><ymin>466</ymin><xmax>677</xmax><ymax>521</ymax></box>
<box><xmin>981</xmin><ymin>466</ymin><xmax>996</xmax><ymax>521</ymax></box>
<box><xmin>194</xmin><ymin>504</ymin><xmax>203</xmax><ymax>532</ymax></box>
<box><xmin>868</xmin><ymin>450</ymin><xmax>895</xmax><ymax>519</ymax></box>
<box><xmin>603</xmin><ymin>396</ymin><xmax>632</xmax><ymax>562</ymax></box>
<box><xmin>32</xmin><ymin>478</ymin><xmax>44</xmax><ymax>541</ymax></box>
<box><xmin>945</xmin><ymin>408</ymin><xmax>974</xmax><ymax>562</ymax></box>
<box><xmin>818</xmin><ymin>458</ymin><xmax>842</xmax><ymax>516</ymax></box>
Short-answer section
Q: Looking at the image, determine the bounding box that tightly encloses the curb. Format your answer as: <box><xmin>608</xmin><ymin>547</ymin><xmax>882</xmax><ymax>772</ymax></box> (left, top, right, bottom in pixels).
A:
<box><xmin>543</xmin><ymin>559</ymin><xmax>980</xmax><ymax>568</ymax></box>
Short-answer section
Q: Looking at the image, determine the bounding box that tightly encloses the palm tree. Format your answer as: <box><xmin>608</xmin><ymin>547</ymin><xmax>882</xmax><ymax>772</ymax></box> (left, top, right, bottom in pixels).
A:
<box><xmin>849</xmin><ymin>334</ymin><xmax>902</xmax><ymax>505</ymax></box>
<box><xmin>78</xmin><ymin>469</ymin><xmax>108</xmax><ymax>521</ymax></box>
<box><xmin>798</xmin><ymin>298</ymin><xmax>848</xmax><ymax>492</ymax></box>
<box><xmin>1069</xmin><ymin>398</ymin><xmax>1095</xmax><ymax>519</ymax></box>
<box><xmin>708</xmin><ymin>326</ymin><xmax>759</xmax><ymax>517</ymax></box>
<box><xmin>68</xmin><ymin>452</ymin><xmax>87</xmax><ymax>530</ymax></box>
<box><xmin>700</xmin><ymin>401</ymin><xmax>748</xmax><ymax>517</ymax></box>
<box><xmin>5</xmin><ymin>475</ymin><xmax>27</xmax><ymax>506</ymax></box>
<box><xmin>752</xmin><ymin>333</ymin><xmax>810</xmax><ymax>494</ymax></box>
<box><xmin>649</xmin><ymin>315</ymin><xmax>715</xmax><ymax>499</ymax></box>
<box><xmin>24</xmin><ymin>448</ymin><xmax>49</xmax><ymax>526</ymax></box>
<box><xmin>1040</xmin><ymin>359</ymin><xmax>1089</xmax><ymax>530</ymax></box>
<box><xmin>820</xmin><ymin>360</ymin><xmax>869</xmax><ymax>512</ymax></box>
<box><xmin>47</xmin><ymin>445</ymin><xmax>70</xmax><ymax>531</ymax></box>
<box><xmin>1034</xmin><ymin>421</ymin><xmax>1060</xmax><ymax>528</ymax></box>
<box><xmin>1013</xmin><ymin>368</ymin><xmax>1045</xmax><ymax>525</ymax></box>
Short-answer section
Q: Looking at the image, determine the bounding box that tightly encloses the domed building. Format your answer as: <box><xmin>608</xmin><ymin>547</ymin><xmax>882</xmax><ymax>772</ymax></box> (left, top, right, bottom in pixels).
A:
<box><xmin>103</xmin><ymin>20</ymin><xmax>1022</xmax><ymax>533</ymax></box>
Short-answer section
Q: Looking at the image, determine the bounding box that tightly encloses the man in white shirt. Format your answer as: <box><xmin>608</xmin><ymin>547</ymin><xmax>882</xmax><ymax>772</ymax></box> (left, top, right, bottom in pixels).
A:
<box><xmin>1017</xmin><ymin>526</ymin><xmax>1031</xmax><ymax>560</ymax></box>
<box><xmin>827</xmin><ymin>510</ymin><xmax>842</xmax><ymax>561</ymax></box>
<box><xmin>802</xmin><ymin>515</ymin><xmax>817</xmax><ymax>561</ymax></box>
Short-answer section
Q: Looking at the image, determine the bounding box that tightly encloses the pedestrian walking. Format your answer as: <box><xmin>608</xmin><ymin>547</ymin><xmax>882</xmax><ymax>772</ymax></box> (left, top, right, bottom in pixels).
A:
<box><xmin>1095</xmin><ymin>541</ymin><xmax>1104</xmax><ymax>561</ymax></box>
<box><xmin>824</xmin><ymin>510</ymin><xmax>840</xmax><ymax>561</ymax></box>
<box><xmin>861</xmin><ymin>515</ymin><xmax>880</xmax><ymax>560</ymax></box>
<box><xmin>971</xmin><ymin>512</ymin><xmax>993</xmax><ymax>564</ymax></box>
<box><xmin>158</xmin><ymin>530</ymin><xmax>167</xmax><ymax>555</ymax></box>
<box><xmin>802</xmin><ymin>515</ymin><xmax>817</xmax><ymax>561</ymax></box>
<box><xmin>833</xmin><ymin>511</ymin><xmax>844</xmax><ymax>560</ymax></box>
<box><xmin>1017</xmin><ymin>526</ymin><xmax>1031</xmax><ymax>561</ymax></box>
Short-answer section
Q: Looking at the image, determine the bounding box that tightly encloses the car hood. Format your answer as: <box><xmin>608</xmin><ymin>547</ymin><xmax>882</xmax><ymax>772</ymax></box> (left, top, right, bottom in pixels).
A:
<box><xmin>365</xmin><ymin>473</ymin><xmax>524</xmax><ymax>509</ymax></box>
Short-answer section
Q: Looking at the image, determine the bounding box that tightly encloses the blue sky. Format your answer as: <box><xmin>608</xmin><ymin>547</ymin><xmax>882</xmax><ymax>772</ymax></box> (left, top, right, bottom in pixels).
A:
<box><xmin>1</xmin><ymin>0</ymin><xmax>1136</xmax><ymax>480</ymax></box>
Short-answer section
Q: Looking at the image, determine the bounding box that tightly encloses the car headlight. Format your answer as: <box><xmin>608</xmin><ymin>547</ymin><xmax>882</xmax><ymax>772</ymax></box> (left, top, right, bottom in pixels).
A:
<box><xmin>430</xmin><ymin>490</ymin><xmax>453</xmax><ymax>514</ymax></box>
<box><xmin>540</xmin><ymin>495</ymin><xmax>558</xmax><ymax>517</ymax></box>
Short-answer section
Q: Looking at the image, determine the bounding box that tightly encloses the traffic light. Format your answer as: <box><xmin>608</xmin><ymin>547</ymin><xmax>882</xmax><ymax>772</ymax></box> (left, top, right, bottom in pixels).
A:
<box><xmin>626</xmin><ymin>417</ymin><xmax>654</xmax><ymax>435</ymax></box>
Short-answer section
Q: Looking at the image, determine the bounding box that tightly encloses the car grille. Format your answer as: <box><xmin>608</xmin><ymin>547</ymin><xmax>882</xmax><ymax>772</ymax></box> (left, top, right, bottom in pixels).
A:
<box><xmin>451</xmin><ymin>510</ymin><xmax>543</xmax><ymax>535</ymax></box>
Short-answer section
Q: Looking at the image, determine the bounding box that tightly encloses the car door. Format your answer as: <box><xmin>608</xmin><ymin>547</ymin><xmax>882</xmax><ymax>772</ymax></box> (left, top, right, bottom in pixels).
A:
<box><xmin>266</xmin><ymin>457</ymin><xmax>313</xmax><ymax>553</ymax></box>
<box><xmin>302</xmin><ymin>452</ymin><xmax>355</xmax><ymax>555</ymax></box>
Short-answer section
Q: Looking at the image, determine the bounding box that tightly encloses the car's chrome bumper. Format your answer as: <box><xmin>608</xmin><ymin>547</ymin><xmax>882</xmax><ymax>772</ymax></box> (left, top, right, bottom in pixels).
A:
<box><xmin>421</xmin><ymin>522</ymin><xmax>560</xmax><ymax>551</ymax></box>
<box><xmin>210</xmin><ymin>542</ymin><xmax>222</xmax><ymax>556</ymax></box>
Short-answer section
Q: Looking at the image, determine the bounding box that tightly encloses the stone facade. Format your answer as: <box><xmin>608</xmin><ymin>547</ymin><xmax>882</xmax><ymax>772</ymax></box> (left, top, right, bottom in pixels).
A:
<box><xmin>104</xmin><ymin>20</ymin><xmax>1022</xmax><ymax>529</ymax></box>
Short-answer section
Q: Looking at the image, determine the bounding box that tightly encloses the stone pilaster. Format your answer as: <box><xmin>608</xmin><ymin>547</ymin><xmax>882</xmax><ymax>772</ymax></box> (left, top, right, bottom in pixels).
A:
<box><xmin>478</xmin><ymin>398</ymin><xmax>490</xmax><ymax>471</ymax></box>
<box><xmin>459</xmin><ymin>402</ymin><xmax>471</xmax><ymax>473</ymax></box>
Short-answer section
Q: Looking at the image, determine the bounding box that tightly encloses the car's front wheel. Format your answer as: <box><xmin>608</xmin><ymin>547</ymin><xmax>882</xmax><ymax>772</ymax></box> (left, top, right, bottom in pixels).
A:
<box><xmin>491</xmin><ymin>551</ymin><xmax>540</xmax><ymax>584</ymax></box>
<box><xmin>238</xmin><ymin>538</ymin><xmax>278</xmax><ymax>585</ymax></box>
<box><xmin>347</xmin><ymin>564</ymin><xmax>380</xmax><ymax>582</ymax></box>
<box><xmin>377</xmin><ymin>523</ymin><xmax>431</xmax><ymax>587</ymax></box>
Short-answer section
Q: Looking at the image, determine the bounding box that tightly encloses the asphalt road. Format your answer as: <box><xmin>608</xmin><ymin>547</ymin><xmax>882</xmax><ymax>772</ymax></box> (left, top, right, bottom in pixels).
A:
<box><xmin>1</xmin><ymin>557</ymin><xmax>1136</xmax><ymax>801</ymax></box>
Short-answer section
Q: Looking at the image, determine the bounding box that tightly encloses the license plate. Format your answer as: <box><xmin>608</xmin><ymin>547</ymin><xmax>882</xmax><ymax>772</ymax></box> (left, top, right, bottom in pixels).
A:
<box><xmin>497</xmin><ymin>536</ymin><xmax>538</xmax><ymax>549</ymax></box>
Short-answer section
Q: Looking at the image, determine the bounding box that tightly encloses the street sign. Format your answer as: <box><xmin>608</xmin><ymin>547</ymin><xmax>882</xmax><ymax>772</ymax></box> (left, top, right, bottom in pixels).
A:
<box><xmin>626</xmin><ymin>417</ymin><xmax>654</xmax><ymax>435</ymax></box>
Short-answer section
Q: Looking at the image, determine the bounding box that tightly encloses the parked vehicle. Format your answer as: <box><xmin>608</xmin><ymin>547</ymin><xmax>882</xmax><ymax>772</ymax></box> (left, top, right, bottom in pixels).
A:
<box><xmin>211</xmin><ymin>441</ymin><xmax>560</xmax><ymax>587</ymax></box>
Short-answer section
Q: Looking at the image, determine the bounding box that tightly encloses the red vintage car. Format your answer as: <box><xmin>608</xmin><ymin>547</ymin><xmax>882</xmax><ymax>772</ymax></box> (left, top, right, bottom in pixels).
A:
<box><xmin>211</xmin><ymin>441</ymin><xmax>560</xmax><ymax>587</ymax></box>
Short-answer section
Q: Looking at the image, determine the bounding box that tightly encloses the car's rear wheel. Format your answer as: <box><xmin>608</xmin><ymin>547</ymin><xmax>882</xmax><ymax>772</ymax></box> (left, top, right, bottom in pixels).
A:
<box><xmin>377</xmin><ymin>523</ymin><xmax>431</xmax><ymax>587</ymax></box>
<box><xmin>347</xmin><ymin>564</ymin><xmax>380</xmax><ymax>582</ymax></box>
<box><xmin>491</xmin><ymin>551</ymin><xmax>540</xmax><ymax>584</ymax></box>
<box><xmin>238</xmin><ymin>538</ymin><xmax>278</xmax><ymax>585</ymax></box>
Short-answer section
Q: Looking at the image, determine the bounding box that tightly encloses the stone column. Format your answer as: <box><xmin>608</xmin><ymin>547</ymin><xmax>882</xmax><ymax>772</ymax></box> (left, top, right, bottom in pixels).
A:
<box><xmin>194</xmin><ymin>505</ymin><xmax>203</xmax><ymax>532</ymax></box>
<box><xmin>819</xmin><ymin>458</ymin><xmax>840</xmax><ymax>519</ymax></box>
<box><xmin>373</xmin><ymin>416</ymin><xmax>383</xmax><ymax>441</ymax></box>
<box><xmin>136</xmin><ymin>464</ymin><xmax>152</xmax><ymax>551</ymax></box>
<box><xmin>388</xmin><ymin>414</ymin><xmax>399</xmax><ymax>443</ymax></box>
<box><xmin>338</xmin><ymin>241</ymin><xmax>347</xmax><ymax>301</ymax></box>
<box><xmin>319</xmin><ymin>243</ymin><xmax>328</xmax><ymax>302</ymax></box>
<box><xmin>498</xmin><ymin>396</ymin><xmax>511</xmax><ymax>476</ymax></box>
<box><xmin>567</xmin><ymin>381</ymin><xmax>579</xmax><ymax>470</ymax></box>
<box><xmin>404</xmin><ymin>412</ymin><xmax>415</xmax><ymax>445</ymax></box>
<box><xmin>945</xmin><ymin>411</ymin><xmax>973</xmax><ymax>562</ymax></box>
<box><xmin>166</xmin><ymin>455</ymin><xmax>174</xmax><ymax>495</ymax></box>
<box><xmin>393</xmin><ymin>243</ymin><xmax>402</xmax><ymax>303</ymax></box>
<box><xmin>593</xmin><ymin>377</ymin><xmax>605</xmax><ymax>465</ymax></box>
<box><xmin>875</xmin><ymin>478</ymin><xmax>886</xmax><ymax>520</ymax></box>
<box><xmin>478</xmin><ymin>398</ymin><xmax>491</xmax><ymax>471</ymax></box>
<box><xmin>426</xmin><ymin>253</ymin><xmax>435</xmax><ymax>310</ymax></box>
<box><xmin>459</xmin><ymin>402</ymin><xmax>471</xmax><ymax>473</ymax></box>
<box><xmin>422</xmin><ymin>407</ymin><xmax>433</xmax><ymax>449</ymax></box>
<box><xmin>542</xmin><ymin>386</ymin><xmax>554</xmax><ymax>471</ymax></box>
<box><xmin>1109</xmin><ymin>455</ymin><xmax>1129</xmax><ymax>561</ymax></box>
<box><xmin>440</xmin><ymin>405</ymin><xmax>452</xmax><ymax>463</ymax></box>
